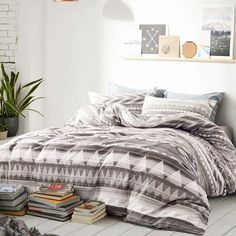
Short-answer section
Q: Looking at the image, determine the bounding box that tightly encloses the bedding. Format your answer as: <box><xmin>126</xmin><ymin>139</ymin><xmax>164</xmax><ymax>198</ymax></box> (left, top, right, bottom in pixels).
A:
<box><xmin>88</xmin><ymin>91</ymin><xmax>146</xmax><ymax>114</ymax></box>
<box><xmin>0</xmin><ymin>104</ymin><xmax>236</xmax><ymax>235</ymax></box>
<box><xmin>164</xmin><ymin>91</ymin><xmax>225</xmax><ymax>122</ymax></box>
<box><xmin>89</xmin><ymin>87</ymin><xmax>165</xmax><ymax>114</ymax></box>
<box><xmin>142</xmin><ymin>95</ymin><xmax>217</xmax><ymax>120</ymax></box>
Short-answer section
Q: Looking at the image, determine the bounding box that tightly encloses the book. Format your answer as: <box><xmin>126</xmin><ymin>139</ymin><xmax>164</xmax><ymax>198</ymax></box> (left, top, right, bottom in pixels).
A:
<box><xmin>73</xmin><ymin>206</ymin><xmax>105</xmax><ymax>217</ymax></box>
<box><xmin>72</xmin><ymin>212</ymin><xmax>107</xmax><ymax>224</ymax></box>
<box><xmin>28</xmin><ymin>206</ymin><xmax>74</xmax><ymax>217</ymax></box>
<box><xmin>35</xmin><ymin>183</ymin><xmax>74</xmax><ymax>197</ymax></box>
<box><xmin>74</xmin><ymin>201</ymin><xmax>105</xmax><ymax>214</ymax></box>
<box><xmin>0</xmin><ymin>184</ymin><xmax>24</xmax><ymax>194</ymax></box>
<box><xmin>73</xmin><ymin>208</ymin><xmax>106</xmax><ymax>221</ymax></box>
<box><xmin>0</xmin><ymin>208</ymin><xmax>26</xmax><ymax>216</ymax></box>
<box><xmin>0</xmin><ymin>186</ymin><xmax>25</xmax><ymax>200</ymax></box>
<box><xmin>28</xmin><ymin>195</ymin><xmax>80</xmax><ymax>208</ymax></box>
<box><xmin>31</xmin><ymin>192</ymin><xmax>73</xmax><ymax>201</ymax></box>
<box><xmin>28</xmin><ymin>200</ymin><xmax>83</xmax><ymax>212</ymax></box>
<box><xmin>0</xmin><ymin>199</ymin><xmax>27</xmax><ymax>211</ymax></box>
<box><xmin>27</xmin><ymin>210</ymin><xmax>72</xmax><ymax>222</ymax></box>
<box><xmin>0</xmin><ymin>192</ymin><xmax>27</xmax><ymax>207</ymax></box>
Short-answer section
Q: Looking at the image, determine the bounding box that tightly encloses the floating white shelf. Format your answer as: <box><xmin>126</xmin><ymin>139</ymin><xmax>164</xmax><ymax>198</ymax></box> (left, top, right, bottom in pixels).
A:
<box><xmin>123</xmin><ymin>56</ymin><xmax>236</xmax><ymax>64</ymax></box>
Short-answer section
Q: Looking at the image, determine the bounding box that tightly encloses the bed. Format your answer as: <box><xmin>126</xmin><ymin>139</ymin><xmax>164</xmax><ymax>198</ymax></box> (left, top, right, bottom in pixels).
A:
<box><xmin>0</xmin><ymin>89</ymin><xmax>235</xmax><ymax>235</ymax></box>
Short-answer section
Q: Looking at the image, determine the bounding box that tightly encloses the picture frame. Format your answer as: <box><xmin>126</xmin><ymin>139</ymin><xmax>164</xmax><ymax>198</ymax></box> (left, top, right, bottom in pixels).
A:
<box><xmin>201</xmin><ymin>6</ymin><xmax>235</xmax><ymax>59</ymax></box>
<box><xmin>159</xmin><ymin>35</ymin><xmax>180</xmax><ymax>58</ymax></box>
<box><xmin>139</xmin><ymin>24</ymin><xmax>167</xmax><ymax>55</ymax></box>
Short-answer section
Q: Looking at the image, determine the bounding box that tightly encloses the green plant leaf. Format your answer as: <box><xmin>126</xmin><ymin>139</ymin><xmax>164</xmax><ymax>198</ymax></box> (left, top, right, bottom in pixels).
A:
<box><xmin>21</xmin><ymin>78</ymin><xmax>43</xmax><ymax>90</ymax></box>
<box><xmin>1</xmin><ymin>64</ymin><xmax>9</xmax><ymax>82</ymax></box>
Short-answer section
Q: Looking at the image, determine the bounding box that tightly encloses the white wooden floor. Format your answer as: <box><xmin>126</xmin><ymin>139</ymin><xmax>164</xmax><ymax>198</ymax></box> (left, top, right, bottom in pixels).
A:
<box><xmin>18</xmin><ymin>194</ymin><xmax>236</xmax><ymax>236</ymax></box>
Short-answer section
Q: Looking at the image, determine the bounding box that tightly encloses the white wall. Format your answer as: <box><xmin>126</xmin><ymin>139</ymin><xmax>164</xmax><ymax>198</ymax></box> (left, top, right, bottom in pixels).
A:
<box><xmin>17</xmin><ymin>0</ymin><xmax>236</xmax><ymax>143</ymax></box>
<box><xmin>16</xmin><ymin>0</ymin><xmax>44</xmax><ymax>133</ymax></box>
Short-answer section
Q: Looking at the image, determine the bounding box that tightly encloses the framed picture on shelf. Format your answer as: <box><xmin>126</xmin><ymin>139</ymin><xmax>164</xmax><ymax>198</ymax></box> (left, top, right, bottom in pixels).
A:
<box><xmin>139</xmin><ymin>24</ymin><xmax>167</xmax><ymax>55</ymax></box>
<box><xmin>159</xmin><ymin>35</ymin><xmax>180</xmax><ymax>58</ymax></box>
<box><xmin>201</xmin><ymin>6</ymin><xmax>234</xmax><ymax>59</ymax></box>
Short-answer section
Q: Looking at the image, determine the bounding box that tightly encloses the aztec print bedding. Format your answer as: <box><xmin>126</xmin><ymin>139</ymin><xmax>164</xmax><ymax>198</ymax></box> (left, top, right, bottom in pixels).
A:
<box><xmin>0</xmin><ymin>104</ymin><xmax>236</xmax><ymax>235</ymax></box>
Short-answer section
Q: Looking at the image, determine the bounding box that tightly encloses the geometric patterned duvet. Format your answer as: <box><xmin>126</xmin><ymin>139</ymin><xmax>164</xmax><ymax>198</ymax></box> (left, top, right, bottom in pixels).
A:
<box><xmin>0</xmin><ymin>104</ymin><xmax>236</xmax><ymax>235</ymax></box>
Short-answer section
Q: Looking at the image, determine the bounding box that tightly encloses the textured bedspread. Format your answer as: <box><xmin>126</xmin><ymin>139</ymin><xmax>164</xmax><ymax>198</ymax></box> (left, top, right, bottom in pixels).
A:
<box><xmin>0</xmin><ymin>104</ymin><xmax>236</xmax><ymax>235</ymax></box>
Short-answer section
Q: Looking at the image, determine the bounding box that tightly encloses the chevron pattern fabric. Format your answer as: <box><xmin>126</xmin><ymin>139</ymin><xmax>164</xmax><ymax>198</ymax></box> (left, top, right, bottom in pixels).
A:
<box><xmin>1</xmin><ymin>104</ymin><xmax>236</xmax><ymax>235</ymax></box>
<box><xmin>88</xmin><ymin>92</ymin><xmax>146</xmax><ymax>114</ymax></box>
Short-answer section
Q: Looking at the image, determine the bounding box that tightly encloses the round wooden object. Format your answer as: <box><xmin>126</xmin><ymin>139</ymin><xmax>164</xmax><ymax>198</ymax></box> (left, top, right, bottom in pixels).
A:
<box><xmin>182</xmin><ymin>41</ymin><xmax>197</xmax><ymax>58</ymax></box>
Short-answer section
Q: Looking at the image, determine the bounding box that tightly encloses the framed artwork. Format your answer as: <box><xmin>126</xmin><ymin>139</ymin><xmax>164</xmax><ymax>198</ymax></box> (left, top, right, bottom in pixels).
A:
<box><xmin>159</xmin><ymin>36</ymin><xmax>180</xmax><ymax>58</ymax></box>
<box><xmin>139</xmin><ymin>24</ymin><xmax>167</xmax><ymax>55</ymax></box>
<box><xmin>201</xmin><ymin>6</ymin><xmax>234</xmax><ymax>59</ymax></box>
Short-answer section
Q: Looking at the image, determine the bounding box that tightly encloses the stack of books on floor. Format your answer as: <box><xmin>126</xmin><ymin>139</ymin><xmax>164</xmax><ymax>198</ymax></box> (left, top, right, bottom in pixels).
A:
<box><xmin>72</xmin><ymin>201</ymin><xmax>106</xmax><ymax>224</ymax></box>
<box><xmin>0</xmin><ymin>184</ymin><xmax>27</xmax><ymax>216</ymax></box>
<box><xmin>27</xmin><ymin>183</ymin><xmax>82</xmax><ymax>221</ymax></box>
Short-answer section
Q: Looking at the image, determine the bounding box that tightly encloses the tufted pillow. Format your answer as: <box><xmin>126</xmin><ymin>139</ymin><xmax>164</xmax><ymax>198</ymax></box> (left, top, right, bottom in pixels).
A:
<box><xmin>142</xmin><ymin>96</ymin><xmax>217</xmax><ymax>120</ymax></box>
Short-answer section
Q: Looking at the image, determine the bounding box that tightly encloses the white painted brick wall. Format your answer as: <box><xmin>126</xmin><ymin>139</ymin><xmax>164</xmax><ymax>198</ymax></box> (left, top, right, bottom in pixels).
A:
<box><xmin>0</xmin><ymin>0</ymin><xmax>19</xmax><ymax>69</ymax></box>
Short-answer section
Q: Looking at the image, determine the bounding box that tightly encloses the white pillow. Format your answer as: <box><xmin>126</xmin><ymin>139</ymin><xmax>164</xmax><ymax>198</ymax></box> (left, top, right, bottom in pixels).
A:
<box><xmin>142</xmin><ymin>96</ymin><xmax>217</xmax><ymax>120</ymax></box>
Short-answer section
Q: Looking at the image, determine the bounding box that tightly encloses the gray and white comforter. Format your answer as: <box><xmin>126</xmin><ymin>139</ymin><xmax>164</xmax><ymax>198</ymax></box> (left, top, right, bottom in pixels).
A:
<box><xmin>0</xmin><ymin>104</ymin><xmax>236</xmax><ymax>235</ymax></box>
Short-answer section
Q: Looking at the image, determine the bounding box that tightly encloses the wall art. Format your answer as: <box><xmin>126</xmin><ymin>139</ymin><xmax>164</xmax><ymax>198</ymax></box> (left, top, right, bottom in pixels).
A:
<box><xmin>139</xmin><ymin>24</ymin><xmax>166</xmax><ymax>54</ymax></box>
<box><xmin>201</xmin><ymin>6</ymin><xmax>234</xmax><ymax>59</ymax></box>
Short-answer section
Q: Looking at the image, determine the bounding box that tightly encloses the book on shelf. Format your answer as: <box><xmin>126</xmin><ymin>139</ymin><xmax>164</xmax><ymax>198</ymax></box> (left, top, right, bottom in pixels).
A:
<box><xmin>35</xmin><ymin>183</ymin><xmax>74</xmax><ymax>197</ymax></box>
<box><xmin>74</xmin><ymin>201</ymin><xmax>105</xmax><ymax>214</ymax></box>
<box><xmin>28</xmin><ymin>195</ymin><xmax>80</xmax><ymax>208</ymax></box>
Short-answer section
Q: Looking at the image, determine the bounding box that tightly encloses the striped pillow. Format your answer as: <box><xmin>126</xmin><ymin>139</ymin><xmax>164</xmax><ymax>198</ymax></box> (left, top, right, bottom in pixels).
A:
<box><xmin>164</xmin><ymin>91</ymin><xmax>224</xmax><ymax>122</ymax></box>
<box><xmin>142</xmin><ymin>96</ymin><xmax>217</xmax><ymax>120</ymax></box>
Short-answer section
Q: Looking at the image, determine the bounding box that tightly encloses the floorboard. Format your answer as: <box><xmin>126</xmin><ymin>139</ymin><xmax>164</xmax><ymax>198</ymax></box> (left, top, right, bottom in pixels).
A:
<box><xmin>17</xmin><ymin>195</ymin><xmax>236</xmax><ymax>236</ymax></box>
<box><xmin>48</xmin><ymin>221</ymin><xmax>86</xmax><ymax>236</ymax></box>
<box><xmin>146</xmin><ymin>230</ymin><xmax>174</xmax><ymax>236</ymax></box>
<box><xmin>119</xmin><ymin>225</ymin><xmax>153</xmax><ymax>236</ymax></box>
<box><xmin>68</xmin><ymin>216</ymin><xmax>119</xmax><ymax>236</ymax></box>
<box><xmin>224</xmin><ymin>226</ymin><xmax>236</xmax><ymax>236</ymax></box>
<box><xmin>95</xmin><ymin>221</ymin><xmax>135</xmax><ymax>236</ymax></box>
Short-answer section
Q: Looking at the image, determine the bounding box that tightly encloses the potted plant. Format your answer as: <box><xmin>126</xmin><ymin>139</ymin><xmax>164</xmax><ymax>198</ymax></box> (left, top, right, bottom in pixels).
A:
<box><xmin>0</xmin><ymin>122</ymin><xmax>8</xmax><ymax>140</ymax></box>
<box><xmin>0</xmin><ymin>64</ymin><xmax>43</xmax><ymax>137</ymax></box>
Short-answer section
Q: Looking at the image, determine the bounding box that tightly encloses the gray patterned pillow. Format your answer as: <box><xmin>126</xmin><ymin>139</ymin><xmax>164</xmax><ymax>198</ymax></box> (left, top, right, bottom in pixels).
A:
<box><xmin>142</xmin><ymin>96</ymin><xmax>217</xmax><ymax>120</ymax></box>
<box><xmin>89</xmin><ymin>88</ymin><xmax>166</xmax><ymax>115</ymax></box>
<box><xmin>88</xmin><ymin>92</ymin><xmax>146</xmax><ymax>114</ymax></box>
<box><xmin>164</xmin><ymin>91</ymin><xmax>224</xmax><ymax>122</ymax></box>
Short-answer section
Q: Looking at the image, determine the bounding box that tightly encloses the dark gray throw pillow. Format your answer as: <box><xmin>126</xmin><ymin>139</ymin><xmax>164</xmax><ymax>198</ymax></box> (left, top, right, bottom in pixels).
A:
<box><xmin>164</xmin><ymin>91</ymin><xmax>225</xmax><ymax>122</ymax></box>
